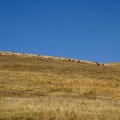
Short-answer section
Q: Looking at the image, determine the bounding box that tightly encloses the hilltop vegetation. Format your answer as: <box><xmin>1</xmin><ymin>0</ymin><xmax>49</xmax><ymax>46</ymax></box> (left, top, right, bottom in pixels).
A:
<box><xmin>0</xmin><ymin>52</ymin><xmax>120</xmax><ymax>120</ymax></box>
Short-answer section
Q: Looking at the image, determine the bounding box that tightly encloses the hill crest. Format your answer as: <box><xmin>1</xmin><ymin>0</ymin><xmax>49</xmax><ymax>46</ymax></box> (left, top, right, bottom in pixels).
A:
<box><xmin>0</xmin><ymin>51</ymin><xmax>103</xmax><ymax>66</ymax></box>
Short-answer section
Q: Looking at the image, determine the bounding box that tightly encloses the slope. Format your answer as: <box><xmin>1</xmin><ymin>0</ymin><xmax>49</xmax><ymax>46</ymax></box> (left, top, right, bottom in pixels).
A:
<box><xmin>0</xmin><ymin>52</ymin><xmax>120</xmax><ymax>120</ymax></box>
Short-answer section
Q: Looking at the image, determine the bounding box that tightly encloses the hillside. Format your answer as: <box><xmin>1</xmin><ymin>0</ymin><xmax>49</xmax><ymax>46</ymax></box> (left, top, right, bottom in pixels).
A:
<box><xmin>0</xmin><ymin>51</ymin><xmax>120</xmax><ymax>120</ymax></box>
<box><xmin>105</xmin><ymin>62</ymin><xmax>120</xmax><ymax>67</ymax></box>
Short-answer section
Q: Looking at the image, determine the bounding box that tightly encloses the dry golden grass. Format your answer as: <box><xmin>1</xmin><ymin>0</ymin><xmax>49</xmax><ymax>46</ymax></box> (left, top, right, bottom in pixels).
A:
<box><xmin>105</xmin><ymin>62</ymin><xmax>120</xmax><ymax>67</ymax></box>
<box><xmin>0</xmin><ymin>52</ymin><xmax>120</xmax><ymax>119</ymax></box>
<box><xmin>1</xmin><ymin>97</ymin><xmax>120</xmax><ymax>120</ymax></box>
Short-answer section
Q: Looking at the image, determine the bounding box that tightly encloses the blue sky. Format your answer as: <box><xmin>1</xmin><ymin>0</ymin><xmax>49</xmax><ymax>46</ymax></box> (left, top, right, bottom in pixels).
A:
<box><xmin>0</xmin><ymin>0</ymin><xmax>120</xmax><ymax>63</ymax></box>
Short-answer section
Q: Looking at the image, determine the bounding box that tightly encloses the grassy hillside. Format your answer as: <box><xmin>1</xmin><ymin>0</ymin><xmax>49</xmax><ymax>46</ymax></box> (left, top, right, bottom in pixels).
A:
<box><xmin>105</xmin><ymin>62</ymin><xmax>120</xmax><ymax>67</ymax></box>
<box><xmin>0</xmin><ymin>52</ymin><xmax>120</xmax><ymax>120</ymax></box>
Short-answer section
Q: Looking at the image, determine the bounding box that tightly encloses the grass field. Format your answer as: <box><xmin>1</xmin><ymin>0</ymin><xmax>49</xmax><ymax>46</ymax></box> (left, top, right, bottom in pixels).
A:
<box><xmin>0</xmin><ymin>52</ymin><xmax>120</xmax><ymax>120</ymax></box>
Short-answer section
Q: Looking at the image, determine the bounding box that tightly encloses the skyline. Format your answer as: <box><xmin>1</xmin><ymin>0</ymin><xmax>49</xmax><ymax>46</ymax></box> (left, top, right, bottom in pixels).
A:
<box><xmin>0</xmin><ymin>0</ymin><xmax>120</xmax><ymax>63</ymax></box>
